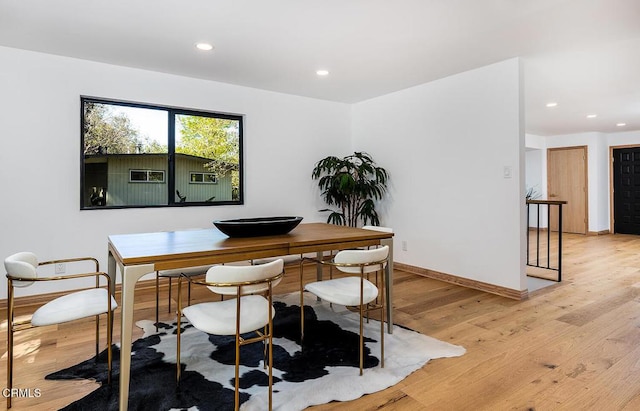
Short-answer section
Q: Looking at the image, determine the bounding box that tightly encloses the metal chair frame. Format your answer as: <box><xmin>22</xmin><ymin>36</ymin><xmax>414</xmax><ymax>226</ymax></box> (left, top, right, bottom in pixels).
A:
<box><xmin>5</xmin><ymin>256</ymin><xmax>114</xmax><ymax>409</ymax></box>
<box><xmin>176</xmin><ymin>268</ymin><xmax>284</xmax><ymax>411</ymax></box>
<box><xmin>155</xmin><ymin>269</ymin><xmax>206</xmax><ymax>331</ymax></box>
<box><xmin>299</xmin><ymin>253</ymin><xmax>387</xmax><ymax>375</ymax></box>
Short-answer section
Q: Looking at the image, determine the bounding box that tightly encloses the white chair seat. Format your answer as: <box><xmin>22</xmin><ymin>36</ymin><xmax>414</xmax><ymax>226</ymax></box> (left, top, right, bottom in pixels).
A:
<box><xmin>305</xmin><ymin>277</ymin><xmax>379</xmax><ymax>307</ymax></box>
<box><xmin>32</xmin><ymin>288</ymin><xmax>117</xmax><ymax>327</ymax></box>
<box><xmin>182</xmin><ymin>294</ymin><xmax>273</xmax><ymax>335</ymax></box>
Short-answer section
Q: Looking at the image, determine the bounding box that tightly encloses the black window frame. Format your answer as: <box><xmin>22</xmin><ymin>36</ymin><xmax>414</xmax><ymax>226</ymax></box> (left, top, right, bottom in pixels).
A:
<box><xmin>80</xmin><ymin>96</ymin><xmax>244</xmax><ymax>210</ymax></box>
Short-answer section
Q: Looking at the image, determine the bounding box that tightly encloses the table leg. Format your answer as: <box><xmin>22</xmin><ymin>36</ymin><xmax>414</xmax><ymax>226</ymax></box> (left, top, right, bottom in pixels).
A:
<box><xmin>107</xmin><ymin>252</ymin><xmax>117</xmax><ymax>298</ymax></box>
<box><xmin>381</xmin><ymin>237</ymin><xmax>394</xmax><ymax>334</ymax></box>
<box><xmin>118</xmin><ymin>263</ymin><xmax>154</xmax><ymax>411</ymax></box>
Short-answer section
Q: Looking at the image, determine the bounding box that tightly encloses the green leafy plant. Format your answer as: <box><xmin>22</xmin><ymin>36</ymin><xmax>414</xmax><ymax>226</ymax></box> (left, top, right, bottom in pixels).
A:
<box><xmin>312</xmin><ymin>152</ymin><xmax>389</xmax><ymax>227</ymax></box>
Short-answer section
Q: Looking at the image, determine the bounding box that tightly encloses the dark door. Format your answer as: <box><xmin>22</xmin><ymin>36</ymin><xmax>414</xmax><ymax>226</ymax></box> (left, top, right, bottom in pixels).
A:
<box><xmin>613</xmin><ymin>147</ymin><xmax>640</xmax><ymax>234</ymax></box>
<box><xmin>84</xmin><ymin>162</ymin><xmax>108</xmax><ymax>207</ymax></box>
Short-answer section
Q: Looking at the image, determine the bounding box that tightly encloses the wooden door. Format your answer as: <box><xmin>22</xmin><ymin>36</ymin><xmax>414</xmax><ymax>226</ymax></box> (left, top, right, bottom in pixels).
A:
<box><xmin>547</xmin><ymin>147</ymin><xmax>588</xmax><ymax>234</ymax></box>
<box><xmin>612</xmin><ymin>147</ymin><xmax>640</xmax><ymax>234</ymax></box>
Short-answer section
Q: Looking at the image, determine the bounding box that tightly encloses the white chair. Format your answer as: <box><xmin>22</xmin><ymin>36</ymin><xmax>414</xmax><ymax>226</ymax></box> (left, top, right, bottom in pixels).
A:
<box><xmin>361</xmin><ymin>225</ymin><xmax>393</xmax><ymax>300</ymax></box>
<box><xmin>176</xmin><ymin>259</ymin><xmax>284</xmax><ymax>411</ymax></box>
<box><xmin>155</xmin><ymin>266</ymin><xmax>211</xmax><ymax>331</ymax></box>
<box><xmin>4</xmin><ymin>252</ymin><xmax>117</xmax><ymax>409</ymax></box>
<box><xmin>300</xmin><ymin>245</ymin><xmax>389</xmax><ymax>375</ymax></box>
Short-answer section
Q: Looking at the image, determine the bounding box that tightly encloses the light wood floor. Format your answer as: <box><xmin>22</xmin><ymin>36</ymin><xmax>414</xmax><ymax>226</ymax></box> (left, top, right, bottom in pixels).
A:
<box><xmin>3</xmin><ymin>233</ymin><xmax>640</xmax><ymax>410</ymax></box>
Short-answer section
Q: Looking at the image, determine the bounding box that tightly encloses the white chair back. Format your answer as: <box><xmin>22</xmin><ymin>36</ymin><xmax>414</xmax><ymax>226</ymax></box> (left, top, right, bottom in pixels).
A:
<box><xmin>205</xmin><ymin>258</ymin><xmax>284</xmax><ymax>296</ymax></box>
<box><xmin>334</xmin><ymin>245</ymin><xmax>389</xmax><ymax>274</ymax></box>
<box><xmin>4</xmin><ymin>252</ymin><xmax>38</xmax><ymax>287</ymax></box>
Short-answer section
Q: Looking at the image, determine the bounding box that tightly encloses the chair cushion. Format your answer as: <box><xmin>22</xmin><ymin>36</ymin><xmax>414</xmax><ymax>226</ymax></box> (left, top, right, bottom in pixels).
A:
<box><xmin>305</xmin><ymin>277</ymin><xmax>379</xmax><ymax>306</ymax></box>
<box><xmin>334</xmin><ymin>246</ymin><xmax>389</xmax><ymax>274</ymax></box>
<box><xmin>4</xmin><ymin>251</ymin><xmax>39</xmax><ymax>287</ymax></box>
<box><xmin>206</xmin><ymin>259</ymin><xmax>283</xmax><ymax>296</ymax></box>
<box><xmin>182</xmin><ymin>294</ymin><xmax>273</xmax><ymax>335</ymax></box>
<box><xmin>32</xmin><ymin>288</ymin><xmax>118</xmax><ymax>327</ymax></box>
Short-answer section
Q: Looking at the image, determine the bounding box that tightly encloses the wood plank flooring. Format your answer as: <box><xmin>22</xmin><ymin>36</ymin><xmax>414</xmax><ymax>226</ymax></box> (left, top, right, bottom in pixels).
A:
<box><xmin>3</xmin><ymin>232</ymin><xmax>640</xmax><ymax>410</ymax></box>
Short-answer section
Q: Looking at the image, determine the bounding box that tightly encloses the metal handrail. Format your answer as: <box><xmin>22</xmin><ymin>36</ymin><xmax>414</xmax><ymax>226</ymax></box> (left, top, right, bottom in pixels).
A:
<box><xmin>526</xmin><ymin>199</ymin><xmax>567</xmax><ymax>282</ymax></box>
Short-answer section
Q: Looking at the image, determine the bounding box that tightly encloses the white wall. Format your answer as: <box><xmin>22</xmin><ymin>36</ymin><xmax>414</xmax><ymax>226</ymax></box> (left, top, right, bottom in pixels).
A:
<box><xmin>351</xmin><ymin>59</ymin><xmax>526</xmax><ymax>291</ymax></box>
<box><xmin>525</xmin><ymin>149</ymin><xmax>544</xmax><ymax>193</ymax></box>
<box><xmin>608</xmin><ymin>130</ymin><xmax>640</xmax><ymax>147</ymax></box>
<box><xmin>525</xmin><ymin>148</ymin><xmax>547</xmax><ymax>227</ymax></box>
<box><xmin>0</xmin><ymin>46</ymin><xmax>351</xmax><ymax>298</ymax></box>
<box><xmin>525</xmin><ymin>134</ymin><xmax>546</xmax><ymax>150</ymax></box>
<box><xmin>0</xmin><ymin>49</ymin><xmax>532</xmax><ymax>298</ymax></box>
<box><xmin>524</xmin><ymin>130</ymin><xmax>640</xmax><ymax>233</ymax></box>
<box><xmin>594</xmin><ymin>134</ymin><xmax>610</xmax><ymax>231</ymax></box>
<box><xmin>525</xmin><ymin>134</ymin><xmax>548</xmax><ymax>227</ymax></box>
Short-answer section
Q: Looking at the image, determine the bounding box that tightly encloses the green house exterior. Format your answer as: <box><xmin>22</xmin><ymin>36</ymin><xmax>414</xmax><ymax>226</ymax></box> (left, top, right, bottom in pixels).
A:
<box><xmin>84</xmin><ymin>153</ymin><xmax>235</xmax><ymax>207</ymax></box>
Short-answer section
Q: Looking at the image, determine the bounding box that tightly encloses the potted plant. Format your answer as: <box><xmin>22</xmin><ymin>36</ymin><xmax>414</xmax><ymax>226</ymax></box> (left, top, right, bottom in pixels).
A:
<box><xmin>312</xmin><ymin>151</ymin><xmax>389</xmax><ymax>227</ymax></box>
<box><xmin>526</xmin><ymin>185</ymin><xmax>541</xmax><ymax>200</ymax></box>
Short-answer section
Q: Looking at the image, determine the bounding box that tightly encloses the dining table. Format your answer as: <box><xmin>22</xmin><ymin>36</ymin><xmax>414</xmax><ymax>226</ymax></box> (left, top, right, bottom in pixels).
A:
<box><xmin>107</xmin><ymin>222</ymin><xmax>394</xmax><ymax>410</ymax></box>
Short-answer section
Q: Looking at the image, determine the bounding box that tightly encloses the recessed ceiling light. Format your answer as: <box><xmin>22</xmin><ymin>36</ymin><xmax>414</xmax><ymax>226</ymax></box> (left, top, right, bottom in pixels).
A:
<box><xmin>546</xmin><ymin>102</ymin><xmax>558</xmax><ymax>108</ymax></box>
<box><xmin>195</xmin><ymin>43</ymin><xmax>214</xmax><ymax>51</ymax></box>
<box><xmin>316</xmin><ymin>70</ymin><xmax>329</xmax><ymax>76</ymax></box>
<box><xmin>617</xmin><ymin>123</ymin><xmax>627</xmax><ymax>127</ymax></box>
<box><xmin>586</xmin><ymin>114</ymin><xmax>597</xmax><ymax>118</ymax></box>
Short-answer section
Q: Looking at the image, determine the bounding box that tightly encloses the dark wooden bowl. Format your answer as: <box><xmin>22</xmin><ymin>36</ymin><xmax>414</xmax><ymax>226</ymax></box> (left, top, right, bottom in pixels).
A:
<box><xmin>213</xmin><ymin>216</ymin><xmax>303</xmax><ymax>237</ymax></box>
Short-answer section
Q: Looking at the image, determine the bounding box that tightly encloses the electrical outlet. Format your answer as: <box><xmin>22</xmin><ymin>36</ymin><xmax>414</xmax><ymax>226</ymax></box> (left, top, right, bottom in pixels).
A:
<box><xmin>402</xmin><ymin>241</ymin><xmax>408</xmax><ymax>251</ymax></box>
<box><xmin>55</xmin><ymin>263</ymin><xmax>66</xmax><ymax>274</ymax></box>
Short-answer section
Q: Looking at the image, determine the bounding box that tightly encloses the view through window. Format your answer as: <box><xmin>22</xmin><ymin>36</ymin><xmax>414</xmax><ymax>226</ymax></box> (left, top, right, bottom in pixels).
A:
<box><xmin>81</xmin><ymin>97</ymin><xmax>243</xmax><ymax>209</ymax></box>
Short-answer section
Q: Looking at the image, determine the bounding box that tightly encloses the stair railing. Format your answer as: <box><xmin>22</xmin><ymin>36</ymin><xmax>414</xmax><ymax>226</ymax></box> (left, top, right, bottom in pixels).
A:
<box><xmin>526</xmin><ymin>199</ymin><xmax>567</xmax><ymax>282</ymax></box>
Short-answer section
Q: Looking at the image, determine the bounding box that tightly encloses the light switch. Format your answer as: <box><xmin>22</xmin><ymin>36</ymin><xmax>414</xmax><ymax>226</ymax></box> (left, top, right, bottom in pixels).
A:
<box><xmin>503</xmin><ymin>166</ymin><xmax>513</xmax><ymax>179</ymax></box>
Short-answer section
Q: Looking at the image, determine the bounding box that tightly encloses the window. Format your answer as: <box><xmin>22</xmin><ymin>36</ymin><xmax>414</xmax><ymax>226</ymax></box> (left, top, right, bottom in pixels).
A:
<box><xmin>130</xmin><ymin>170</ymin><xmax>165</xmax><ymax>183</ymax></box>
<box><xmin>190</xmin><ymin>172</ymin><xmax>217</xmax><ymax>184</ymax></box>
<box><xmin>81</xmin><ymin>97</ymin><xmax>243</xmax><ymax>209</ymax></box>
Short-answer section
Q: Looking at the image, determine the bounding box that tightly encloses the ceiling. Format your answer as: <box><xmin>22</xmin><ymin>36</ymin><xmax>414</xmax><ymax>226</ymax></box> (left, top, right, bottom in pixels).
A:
<box><xmin>1</xmin><ymin>0</ymin><xmax>639</xmax><ymax>136</ymax></box>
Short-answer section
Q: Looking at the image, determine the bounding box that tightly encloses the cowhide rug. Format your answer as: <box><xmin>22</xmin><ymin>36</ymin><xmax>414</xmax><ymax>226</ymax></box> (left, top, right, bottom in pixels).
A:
<box><xmin>47</xmin><ymin>292</ymin><xmax>465</xmax><ymax>410</ymax></box>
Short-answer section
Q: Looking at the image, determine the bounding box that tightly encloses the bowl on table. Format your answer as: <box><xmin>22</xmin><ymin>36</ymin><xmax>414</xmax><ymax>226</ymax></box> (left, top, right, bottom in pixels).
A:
<box><xmin>213</xmin><ymin>216</ymin><xmax>303</xmax><ymax>237</ymax></box>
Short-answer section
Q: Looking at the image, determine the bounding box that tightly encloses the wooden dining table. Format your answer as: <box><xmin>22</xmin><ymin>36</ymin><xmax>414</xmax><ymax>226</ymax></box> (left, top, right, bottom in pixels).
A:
<box><xmin>107</xmin><ymin>222</ymin><xmax>394</xmax><ymax>410</ymax></box>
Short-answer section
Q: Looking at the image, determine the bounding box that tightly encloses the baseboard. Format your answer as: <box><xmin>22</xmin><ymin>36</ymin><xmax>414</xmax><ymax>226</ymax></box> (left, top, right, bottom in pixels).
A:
<box><xmin>394</xmin><ymin>262</ymin><xmax>528</xmax><ymax>300</ymax></box>
<box><xmin>529</xmin><ymin>227</ymin><xmax>610</xmax><ymax>236</ymax></box>
<box><xmin>528</xmin><ymin>227</ymin><xmax>548</xmax><ymax>232</ymax></box>
<box><xmin>587</xmin><ymin>230</ymin><xmax>610</xmax><ymax>236</ymax></box>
